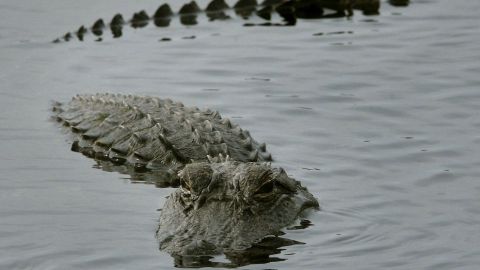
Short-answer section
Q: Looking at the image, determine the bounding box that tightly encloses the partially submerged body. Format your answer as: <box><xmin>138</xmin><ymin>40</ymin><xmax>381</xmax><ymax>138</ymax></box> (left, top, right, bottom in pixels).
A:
<box><xmin>53</xmin><ymin>0</ymin><xmax>384</xmax><ymax>43</ymax></box>
<box><xmin>53</xmin><ymin>93</ymin><xmax>272</xmax><ymax>185</ymax></box>
<box><xmin>158</xmin><ymin>160</ymin><xmax>319</xmax><ymax>255</ymax></box>
<box><xmin>52</xmin><ymin>94</ymin><xmax>318</xmax><ymax>257</ymax></box>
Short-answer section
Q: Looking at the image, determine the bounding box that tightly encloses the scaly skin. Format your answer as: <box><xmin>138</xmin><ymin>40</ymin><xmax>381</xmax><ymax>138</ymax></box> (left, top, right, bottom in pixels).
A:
<box><xmin>158</xmin><ymin>160</ymin><xmax>319</xmax><ymax>255</ymax></box>
<box><xmin>53</xmin><ymin>93</ymin><xmax>272</xmax><ymax>183</ymax></box>
<box><xmin>52</xmin><ymin>93</ymin><xmax>319</xmax><ymax>256</ymax></box>
<box><xmin>53</xmin><ymin>0</ymin><xmax>383</xmax><ymax>42</ymax></box>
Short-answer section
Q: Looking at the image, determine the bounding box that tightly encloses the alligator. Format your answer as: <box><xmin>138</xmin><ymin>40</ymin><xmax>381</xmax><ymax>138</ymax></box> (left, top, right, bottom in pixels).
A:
<box><xmin>52</xmin><ymin>93</ymin><xmax>319</xmax><ymax>261</ymax></box>
<box><xmin>50</xmin><ymin>0</ymin><xmax>408</xmax><ymax>43</ymax></box>
<box><xmin>50</xmin><ymin>0</ymin><xmax>412</xmax><ymax>265</ymax></box>
<box><xmin>158</xmin><ymin>160</ymin><xmax>319</xmax><ymax>257</ymax></box>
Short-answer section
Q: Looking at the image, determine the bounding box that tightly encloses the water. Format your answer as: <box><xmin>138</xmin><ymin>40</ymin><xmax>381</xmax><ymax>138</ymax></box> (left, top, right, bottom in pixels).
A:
<box><xmin>1</xmin><ymin>0</ymin><xmax>480</xmax><ymax>269</ymax></box>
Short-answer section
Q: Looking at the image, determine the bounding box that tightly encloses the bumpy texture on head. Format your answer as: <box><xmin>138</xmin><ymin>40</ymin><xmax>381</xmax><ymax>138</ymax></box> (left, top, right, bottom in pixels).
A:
<box><xmin>157</xmin><ymin>160</ymin><xmax>319</xmax><ymax>255</ymax></box>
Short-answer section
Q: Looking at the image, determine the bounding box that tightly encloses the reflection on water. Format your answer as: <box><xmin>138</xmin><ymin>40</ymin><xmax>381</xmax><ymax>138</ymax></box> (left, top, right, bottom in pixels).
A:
<box><xmin>167</xmin><ymin>219</ymin><xmax>314</xmax><ymax>267</ymax></box>
<box><xmin>172</xmin><ymin>236</ymin><xmax>301</xmax><ymax>268</ymax></box>
<box><xmin>93</xmin><ymin>159</ymin><xmax>177</xmax><ymax>188</ymax></box>
<box><xmin>53</xmin><ymin>0</ymin><xmax>406</xmax><ymax>43</ymax></box>
<box><xmin>389</xmin><ymin>0</ymin><xmax>409</xmax><ymax>7</ymax></box>
<box><xmin>3</xmin><ymin>0</ymin><xmax>480</xmax><ymax>269</ymax></box>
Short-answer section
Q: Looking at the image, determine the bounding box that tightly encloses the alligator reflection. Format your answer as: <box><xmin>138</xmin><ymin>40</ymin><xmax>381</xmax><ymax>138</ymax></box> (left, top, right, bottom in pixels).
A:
<box><xmin>389</xmin><ymin>0</ymin><xmax>410</xmax><ymax>7</ymax></box>
<box><xmin>54</xmin><ymin>0</ymin><xmax>409</xmax><ymax>43</ymax></box>
<box><xmin>173</xmin><ymin>236</ymin><xmax>300</xmax><ymax>268</ymax></box>
<box><xmin>92</xmin><ymin>159</ymin><xmax>178</xmax><ymax>188</ymax></box>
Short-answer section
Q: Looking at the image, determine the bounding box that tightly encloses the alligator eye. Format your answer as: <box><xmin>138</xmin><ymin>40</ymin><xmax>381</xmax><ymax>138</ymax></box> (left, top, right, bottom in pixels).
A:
<box><xmin>255</xmin><ymin>181</ymin><xmax>274</xmax><ymax>195</ymax></box>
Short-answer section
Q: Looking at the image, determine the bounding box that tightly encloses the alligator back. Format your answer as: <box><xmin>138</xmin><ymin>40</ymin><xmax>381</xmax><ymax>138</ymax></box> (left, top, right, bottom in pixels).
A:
<box><xmin>52</xmin><ymin>94</ymin><xmax>272</xmax><ymax>180</ymax></box>
<box><xmin>53</xmin><ymin>0</ymin><xmax>382</xmax><ymax>43</ymax></box>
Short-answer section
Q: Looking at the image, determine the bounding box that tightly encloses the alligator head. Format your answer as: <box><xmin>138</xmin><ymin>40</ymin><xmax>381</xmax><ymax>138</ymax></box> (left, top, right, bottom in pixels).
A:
<box><xmin>156</xmin><ymin>160</ymin><xmax>319</xmax><ymax>255</ymax></box>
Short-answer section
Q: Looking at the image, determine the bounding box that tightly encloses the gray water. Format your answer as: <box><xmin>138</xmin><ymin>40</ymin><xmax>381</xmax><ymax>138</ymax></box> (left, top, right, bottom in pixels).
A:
<box><xmin>1</xmin><ymin>0</ymin><xmax>480</xmax><ymax>269</ymax></box>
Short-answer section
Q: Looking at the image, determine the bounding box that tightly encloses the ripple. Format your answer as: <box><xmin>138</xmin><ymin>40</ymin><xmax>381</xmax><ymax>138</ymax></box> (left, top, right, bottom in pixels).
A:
<box><xmin>311</xmin><ymin>208</ymin><xmax>398</xmax><ymax>258</ymax></box>
<box><xmin>3</xmin><ymin>0</ymin><xmax>480</xmax><ymax>269</ymax></box>
<box><xmin>415</xmin><ymin>171</ymin><xmax>457</xmax><ymax>187</ymax></box>
<box><xmin>352</xmin><ymin>105</ymin><xmax>409</xmax><ymax>118</ymax></box>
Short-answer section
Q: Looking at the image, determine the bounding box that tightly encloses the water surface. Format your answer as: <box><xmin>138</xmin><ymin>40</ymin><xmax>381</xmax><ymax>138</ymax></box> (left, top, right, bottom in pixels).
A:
<box><xmin>1</xmin><ymin>0</ymin><xmax>480</xmax><ymax>269</ymax></box>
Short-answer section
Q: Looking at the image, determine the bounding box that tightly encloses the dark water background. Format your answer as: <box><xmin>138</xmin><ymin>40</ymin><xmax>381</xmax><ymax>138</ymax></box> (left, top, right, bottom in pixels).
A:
<box><xmin>1</xmin><ymin>0</ymin><xmax>480</xmax><ymax>269</ymax></box>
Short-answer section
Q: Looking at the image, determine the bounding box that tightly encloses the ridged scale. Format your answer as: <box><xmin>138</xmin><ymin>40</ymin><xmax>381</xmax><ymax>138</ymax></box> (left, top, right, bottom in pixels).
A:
<box><xmin>53</xmin><ymin>93</ymin><xmax>272</xmax><ymax>174</ymax></box>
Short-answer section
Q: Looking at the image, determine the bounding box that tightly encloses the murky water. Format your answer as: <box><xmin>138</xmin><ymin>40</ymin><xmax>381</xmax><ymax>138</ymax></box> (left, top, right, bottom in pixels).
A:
<box><xmin>1</xmin><ymin>0</ymin><xmax>480</xmax><ymax>269</ymax></box>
